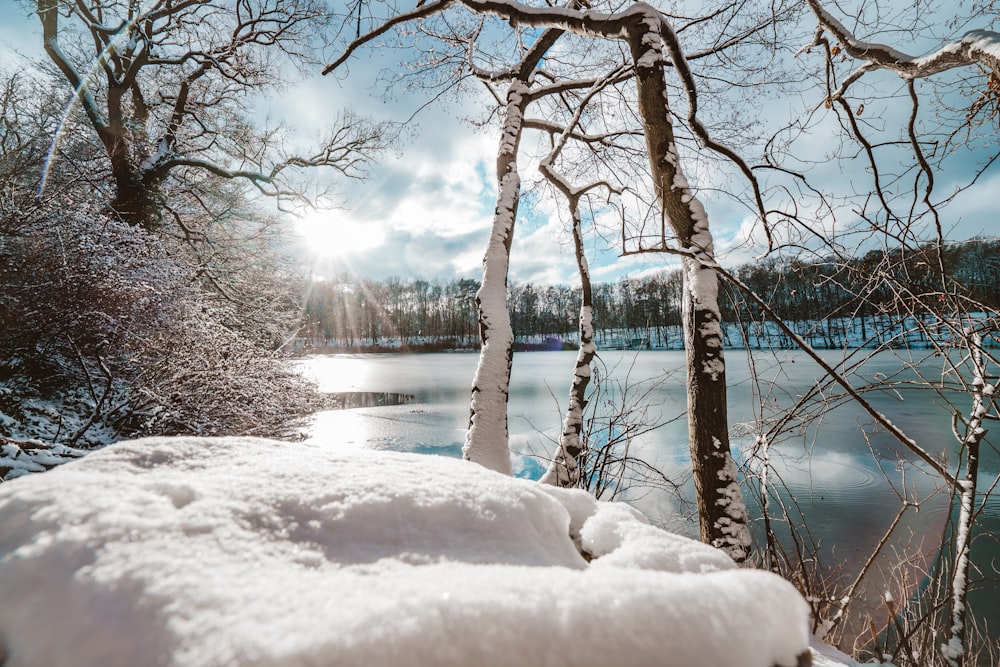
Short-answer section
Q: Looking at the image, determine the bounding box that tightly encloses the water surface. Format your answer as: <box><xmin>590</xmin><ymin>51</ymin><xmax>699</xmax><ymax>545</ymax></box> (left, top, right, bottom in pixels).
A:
<box><xmin>299</xmin><ymin>349</ymin><xmax>999</xmax><ymax>644</ymax></box>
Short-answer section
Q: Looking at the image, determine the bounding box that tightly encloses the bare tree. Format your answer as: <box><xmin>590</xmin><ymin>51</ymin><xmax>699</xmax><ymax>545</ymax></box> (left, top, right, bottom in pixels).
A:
<box><xmin>461</xmin><ymin>28</ymin><xmax>565</xmax><ymax>474</ymax></box>
<box><xmin>35</xmin><ymin>0</ymin><xmax>386</xmax><ymax>231</ymax></box>
<box><xmin>0</xmin><ymin>54</ymin><xmax>327</xmax><ymax>452</ymax></box>
<box><xmin>535</xmin><ymin>67</ymin><xmax>625</xmax><ymax>486</ymax></box>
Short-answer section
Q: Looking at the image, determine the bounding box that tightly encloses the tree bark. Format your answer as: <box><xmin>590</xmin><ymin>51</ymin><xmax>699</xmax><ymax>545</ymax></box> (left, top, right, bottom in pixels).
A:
<box><xmin>626</xmin><ymin>8</ymin><xmax>750</xmax><ymax>562</ymax></box>
<box><xmin>541</xmin><ymin>194</ymin><xmax>596</xmax><ymax>487</ymax></box>
<box><xmin>463</xmin><ymin>79</ymin><xmax>530</xmax><ymax>474</ymax></box>
<box><xmin>464</xmin><ymin>28</ymin><xmax>564</xmax><ymax>473</ymax></box>
<box><xmin>38</xmin><ymin>0</ymin><xmax>161</xmax><ymax>230</ymax></box>
<box><xmin>942</xmin><ymin>333</ymin><xmax>990</xmax><ymax>667</ymax></box>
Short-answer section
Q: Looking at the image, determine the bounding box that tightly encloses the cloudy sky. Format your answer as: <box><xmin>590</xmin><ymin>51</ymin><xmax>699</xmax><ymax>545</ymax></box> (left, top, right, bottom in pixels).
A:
<box><xmin>2</xmin><ymin>1</ymin><xmax>997</xmax><ymax>287</ymax></box>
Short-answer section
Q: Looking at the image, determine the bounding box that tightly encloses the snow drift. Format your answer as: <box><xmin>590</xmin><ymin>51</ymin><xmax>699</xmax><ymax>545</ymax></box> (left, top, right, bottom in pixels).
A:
<box><xmin>0</xmin><ymin>436</ymin><xmax>815</xmax><ymax>667</ymax></box>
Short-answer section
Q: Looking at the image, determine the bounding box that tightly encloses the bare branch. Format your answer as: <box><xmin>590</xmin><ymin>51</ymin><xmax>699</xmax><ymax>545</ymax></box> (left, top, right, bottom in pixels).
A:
<box><xmin>322</xmin><ymin>0</ymin><xmax>456</xmax><ymax>74</ymax></box>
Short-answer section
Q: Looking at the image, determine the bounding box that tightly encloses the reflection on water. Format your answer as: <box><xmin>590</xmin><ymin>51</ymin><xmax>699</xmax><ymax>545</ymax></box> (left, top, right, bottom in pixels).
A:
<box><xmin>327</xmin><ymin>392</ymin><xmax>415</xmax><ymax>408</ymax></box>
<box><xmin>299</xmin><ymin>349</ymin><xmax>999</xmax><ymax>643</ymax></box>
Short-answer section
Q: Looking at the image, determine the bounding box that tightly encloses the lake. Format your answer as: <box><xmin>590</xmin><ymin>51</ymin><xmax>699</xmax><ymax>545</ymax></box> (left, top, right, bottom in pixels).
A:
<box><xmin>298</xmin><ymin>349</ymin><xmax>999</xmax><ymax>650</ymax></box>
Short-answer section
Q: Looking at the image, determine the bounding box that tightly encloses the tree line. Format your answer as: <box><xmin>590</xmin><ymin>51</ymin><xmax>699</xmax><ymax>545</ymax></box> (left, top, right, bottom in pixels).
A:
<box><xmin>301</xmin><ymin>238</ymin><xmax>1000</xmax><ymax>350</ymax></box>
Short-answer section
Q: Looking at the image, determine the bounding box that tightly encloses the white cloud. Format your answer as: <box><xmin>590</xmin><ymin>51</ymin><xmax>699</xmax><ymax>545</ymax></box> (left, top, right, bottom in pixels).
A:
<box><xmin>9</xmin><ymin>1</ymin><xmax>998</xmax><ymax>288</ymax></box>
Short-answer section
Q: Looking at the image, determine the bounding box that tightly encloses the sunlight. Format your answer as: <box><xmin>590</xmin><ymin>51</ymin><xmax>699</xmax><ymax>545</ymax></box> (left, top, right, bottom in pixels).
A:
<box><xmin>294</xmin><ymin>211</ymin><xmax>384</xmax><ymax>260</ymax></box>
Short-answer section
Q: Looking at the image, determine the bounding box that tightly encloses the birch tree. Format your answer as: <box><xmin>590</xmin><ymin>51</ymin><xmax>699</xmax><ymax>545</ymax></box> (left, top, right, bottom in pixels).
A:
<box><xmin>463</xmin><ymin>27</ymin><xmax>631</xmax><ymax>477</ymax></box>
<box><xmin>461</xmin><ymin>28</ymin><xmax>565</xmax><ymax>474</ymax></box>
<box><xmin>536</xmin><ymin>69</ymin><xmax>626</xmax><ymax>487</ymax></box>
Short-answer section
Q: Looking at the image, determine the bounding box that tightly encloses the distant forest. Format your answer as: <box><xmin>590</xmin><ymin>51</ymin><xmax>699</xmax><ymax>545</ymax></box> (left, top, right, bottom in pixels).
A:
<box><xmin>302</xmin><ymin>239</ymin><xmax>1000</xmax><ymax>351</ymax></box>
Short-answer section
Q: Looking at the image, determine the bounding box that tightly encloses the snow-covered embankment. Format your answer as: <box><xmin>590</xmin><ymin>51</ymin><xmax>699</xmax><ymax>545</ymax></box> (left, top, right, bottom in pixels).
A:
<box><xmin>0</xmin><ymin>436</ymin><xmax>833</xmax><ymax>666</ymax></box>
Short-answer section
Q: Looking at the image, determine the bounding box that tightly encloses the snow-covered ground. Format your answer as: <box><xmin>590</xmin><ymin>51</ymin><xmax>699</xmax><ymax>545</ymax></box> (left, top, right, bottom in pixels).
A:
<box><xmin>0</xmin><ymin>438</ymin><xmax>87</xmax><ymax>481</ymax></box>
<box><xmin>0</xmin><ymin>436</ymin><xmax>866</xmax><ymax>666</ymax></box>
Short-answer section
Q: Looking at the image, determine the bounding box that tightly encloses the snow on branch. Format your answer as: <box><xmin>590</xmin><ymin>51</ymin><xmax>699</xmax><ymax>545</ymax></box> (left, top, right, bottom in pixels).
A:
<box><xmin>806</xmin><ymin>0</ymin><xmax>1000</xmax><ymax>79</ymax></box>
<box><xmin>0</xmin><ymin>438</ymin><xmax>86</xmax><ymax>482</ymax></box>
<box><xmin>456</xmin><ymin>0</ymin><xmax>635</xmax><ymax>39</ymax></box>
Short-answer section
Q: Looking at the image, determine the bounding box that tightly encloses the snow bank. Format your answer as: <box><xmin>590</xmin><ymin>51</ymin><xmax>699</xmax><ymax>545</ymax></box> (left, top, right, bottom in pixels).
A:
<box><xmin>0</xmin><ymin>437</ymin><xmax>818</xmax><ymax>667</ymax></box>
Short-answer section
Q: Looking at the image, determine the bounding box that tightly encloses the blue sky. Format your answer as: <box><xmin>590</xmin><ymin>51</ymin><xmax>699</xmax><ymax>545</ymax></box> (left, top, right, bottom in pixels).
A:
<box><xmin>2</xmin><ymin>1</ymin><xmax>997</xmax><ymax>286</ymax></box>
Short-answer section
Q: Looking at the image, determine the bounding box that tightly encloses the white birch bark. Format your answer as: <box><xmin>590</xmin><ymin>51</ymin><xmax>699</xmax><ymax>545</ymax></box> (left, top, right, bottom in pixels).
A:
<box><xmin>540</xmin><ymin>198</ymin><xmax>596</xmax><ymax>487</ymax></box>
<box><xmin>463</xmin><ymin>80</ymin><xmax>529</xmax><ymax>475</ymax></box>
<box><xmin>534</xmin><ymin>71</ymin><xmax>619</xmax><ymax>488</ymax></box>
<box><xmin>942</xmin><ymin>332</ymin><xmax>993</xmax><ymax>666</ymax></box>
<box><xmin>463</xmin><ymin>28</ymin><xmax>566</xmax><ymax>473</ymax></box>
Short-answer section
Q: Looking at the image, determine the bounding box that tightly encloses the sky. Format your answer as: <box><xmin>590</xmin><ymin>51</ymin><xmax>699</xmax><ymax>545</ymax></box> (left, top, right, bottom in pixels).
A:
<box><xmin>1</xmin><ymin>1</ymin><xmax>998</xmax><ymax>287</ymax></box>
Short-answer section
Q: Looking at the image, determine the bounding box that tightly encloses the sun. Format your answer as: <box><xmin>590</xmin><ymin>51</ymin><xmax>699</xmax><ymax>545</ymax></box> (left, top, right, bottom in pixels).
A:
<box><xmin>293</xmin><ymin>211</ymin><xmax>384</xmax><ymax>260</ymax></box>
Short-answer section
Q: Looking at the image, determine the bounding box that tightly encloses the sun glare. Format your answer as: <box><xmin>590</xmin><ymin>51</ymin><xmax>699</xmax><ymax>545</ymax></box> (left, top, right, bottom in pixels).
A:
<box><xmin>294</xmin><ymin>213</ymin><xmax>383</xmax><ymax>260</ymax></box>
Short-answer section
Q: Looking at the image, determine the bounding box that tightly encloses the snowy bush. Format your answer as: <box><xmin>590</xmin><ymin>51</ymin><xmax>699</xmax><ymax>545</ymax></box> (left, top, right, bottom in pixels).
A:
<box><xmin>0</xmin><ymin>202</ymin><xmax>317</xmax><ymax>452</ymax></box>
<box><xmin>0</xmin><ymin>67</ymin><xmax>321</xmax><ymax>454</ymax></box>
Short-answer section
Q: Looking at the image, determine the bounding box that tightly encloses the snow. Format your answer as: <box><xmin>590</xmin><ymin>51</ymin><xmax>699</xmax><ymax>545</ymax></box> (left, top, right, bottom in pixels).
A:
<box><xmin>0</xmin><ymin>439</ymin><xmax>86</xmax><ymax>481</ymax></box>
<box><xmin>810</xmin><ymin>0</ymin><xmax>1000</xmax><ymax>79</ymax></box>
<box><xmin>498</xmin><ymin>80</ymin><xmax>528</xmax><ymax>159</ymax></box>
<box><xmin>911</xmin><ymin>29</ymin><xmax>1000</xmax><ymax>73</ymax></box>
<box><xmin>805</xmin><ymin>0</ymin><xmax>910</xmax><ymax>66</ymax></box>
<box><xmin>960</xmin><ymin>29</ymin><xmax>1000</xmax><ymax>59</ymax></box>
<box><xmin>635</xmin><ymin>14</ymin><xmax>664</xmax><ymax>69</ymax></box>
<box><xmin>464</xmin><ymin>74</ymin><xmax>527</xmax><ymax>474</ymax></box>
<box><xmin>139</xmin><ymin>138</ymin><xmax>170</xmax><ymax>171</ymax></box>
<box><xmin>0</xmin><ymin>435</ymin><xmax>848</xmax><ymax>667</ymax></box>
<box><xmin>712</xmin><ymin>454</ymin><xmax>753</xmax><ymax>559</ymax></box>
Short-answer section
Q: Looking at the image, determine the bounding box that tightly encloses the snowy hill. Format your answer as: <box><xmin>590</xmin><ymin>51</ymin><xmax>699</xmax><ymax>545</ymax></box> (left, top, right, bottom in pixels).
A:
<box><xmin>0</xmin><ymin>437</ymin><xmax>858</xmax><ymax>666</ymax></box>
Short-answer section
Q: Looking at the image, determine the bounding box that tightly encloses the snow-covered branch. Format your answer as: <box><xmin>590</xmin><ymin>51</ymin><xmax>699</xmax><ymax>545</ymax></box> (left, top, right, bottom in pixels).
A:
<box><xmin>806</xmin><ymin>0</ymin><xmax>1000</xmax><ymax>79</ymax></box>
<box><xmin>536</xmin><ymin>67</ymin><xmax>623</xmax><ymax>488</ymax></box>
<box><xmin>942</xmin><ymin>333</ymin><xmax>995</xmax><ymax>666</ymax></box>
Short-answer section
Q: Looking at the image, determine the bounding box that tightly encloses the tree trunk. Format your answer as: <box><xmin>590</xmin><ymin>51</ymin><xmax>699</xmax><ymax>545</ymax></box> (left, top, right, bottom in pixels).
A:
<box><xmin>541</xmin><ymin>194</ymin><xmax>595</xmax><ymax>487</ymax></box>
<box><xmin>942</xmin><ymin>333</ymin><xmax>990</xmax><ymax>667</ymax></box>
<box><xmin>626</xmin><ymin>10</ymin><xmax>750</xmax><ymax>562</ymax></box>
<box><xmin>463</xmin><ymin>79</ymin><xmax>531</xmax><ymax>475</ymax></box>
<box><xmin>110</xmin><ymin>169</ymin><xmax>161</xmax><ymax>230</ymax></box>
